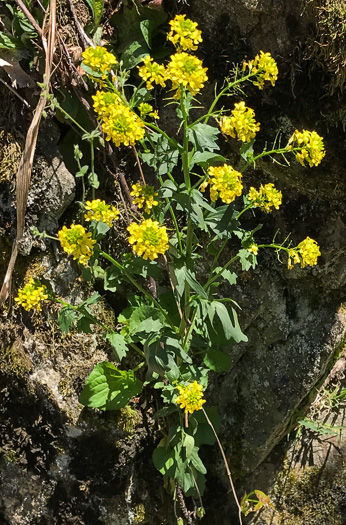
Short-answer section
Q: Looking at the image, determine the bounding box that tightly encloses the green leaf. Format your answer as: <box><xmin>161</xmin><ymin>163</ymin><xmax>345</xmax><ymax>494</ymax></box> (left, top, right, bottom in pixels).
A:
<box><xmin>58</xmin><ymin>307</ymin><xmax>77</xmax><ymax>333</ymax></box>
<box><xmin>192</xmin><ymin>407</ymin><xmax>220</xmax><ymax>446</ymax></box>
<box><xmin>183</xmin><ymin>433</ymin><xmax>195</xmax><ymax>458</ymax></box>
<box><xmin>80</xmin><ymin>292</ymin><xmax>101</xmax><ymax>306</ymax></box>
<box><xmin>153</xmin><ymin>405</ymin><xmax>179</xmax><ymax>419</ymax></box>
<box><xmin>140</xmin><ymin>19</ymin><xmax>152</xmax><ymax>48</ymax></box>
<box><xmin>124</xmin><ymin>257</ymin><xmax>162</xmax><ymax>280</ymax></box>
<box><xmin>240</xmin><ymin>139</ymin><xmax>255</xmax><ymax>161</ymax></box>
<box><xmin>204</xmin><ymin>347</ymin><xmax>232</xmax><ymax>372</ymax></box>
<box><xmin>185</xmin><ymin>269</ymin><xmax>208</xmax><ymax>299</ymax></box>
<box><xmin>105</xmin><ymin>332</ymin><xmax>128</xmax><ymax>362</ymax></box>
<box><xmin>152</xmin><ymin>445</ymin><xmax>175</xmax><ymax>476</ymax></box>
<box><xmin>188</xmin><ymin>123</ymin><xmax>220</xmax><ymax>152</ymax></box>
<box><xmin>79</xmin><ymin>362</ymin><xmax>143</xmax><ymax>410</ymax></box>
<box><xmin>214</xmin><ymin>267</ymin><xmax>237</xmax><ymax>285</ymax></box>
<box><xmin>129</xmin><ymin>305</ymin><xmax>165</xmax><ymax>338</ymax></box>
<box><xmin>141</xmin><ymin>133</ymin><xmax>179</xmax><ymax>176</ymax></box>
<box><xmin>191</xmin><ymin>151</ymin><xmax>227</xmax><ymax>169</ymax></box>
<box><xmin>80</xmin><ymin>62</ymin><xmax>103</xmax><ymax>78</ymax></box>
<box><xmin>0</xmin><ymin>32</ymin><xmax>21</xmax><ymax>49</ymax></box>
<box><xmin>145</xmin><ymin>338</ymin><xmax>180</xmax><ymax>381</ymax></box>
<box><xmin>88</xmin><ymin>171</ymin><xmax>100</xmax><ymax>189</ymax></box>
<box><xmin>121</xmin><ymin>40</ymin><xmax>149</xmax><ymax>69</ymax></box>
<box><xmin>190</xmin><ymin>447</ymin><xmax>207</xmax><ymax>474</ymax></box>
<box><xmin>93</xmin><ymin>0</ymin><xmax>104</xmax><ymax>27</ymax></box>
<box><xmin>205</xmin><ymin>206</ymin><xmax>239</xmax><ymax>239</ymax></box>
<box><xmin>76</xmin><ymin>313</ymin><xmax>94</xmax><ymax>334</ymax></box>
<box><xmin>238</xmin><ymin>248</ymin><xmax>257</xmax><ymax>271</ymax></box>
<box><xmin>158</xmin><ymin>179</ymin><xmax>178</xmax><ymax>199</ymax></box>
<box><xmin>104</xmin><ymin>266</ymin><xmax>121</xmax><ymax>292</ymax></box>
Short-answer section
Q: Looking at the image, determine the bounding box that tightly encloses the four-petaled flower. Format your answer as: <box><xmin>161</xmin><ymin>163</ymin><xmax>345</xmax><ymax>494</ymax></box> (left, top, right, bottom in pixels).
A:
<box><xmin>288</xmin><ymin>129</ymin><xmax>325</xmax><ymax>167</ymax></box>
<box><xmin>82</xmin><ymin>46</ymin><xmax>117</xmax><ymax>79</ymax></box>
<box><xmin>130</xmin><ymin>184</ymin><xmax>159</xmax><ymax>214</ymax></box>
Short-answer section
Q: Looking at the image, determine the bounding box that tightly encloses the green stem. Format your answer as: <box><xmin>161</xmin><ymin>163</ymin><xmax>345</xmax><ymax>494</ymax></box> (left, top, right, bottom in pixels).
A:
<box><xmin>241</xmin><ymin>146</ymin><xmax>301</xmax><ymax>172</ymax></box>
<box><xmin>90</xmin><ymin>139</ymin><xmax>95</xmax><ymax>199</ymax></box>
<box><xmin>99</xmin><ymin>251</ymin><xmax>176</xmax><ymax>331</ymax></box>
<box><xmin>159</xmin><ymin>175</ymin><xmax>183</xmax><ymax>254</ymax></box>
<box><xmin>57</xmin><ymin>104</ymin><xmax>89</xmax><ymax>135</ymax></box>
<box><xmin>204</xmin><ymin>254</ymin><xmax>240</xmax><ymax>291</ymax></box>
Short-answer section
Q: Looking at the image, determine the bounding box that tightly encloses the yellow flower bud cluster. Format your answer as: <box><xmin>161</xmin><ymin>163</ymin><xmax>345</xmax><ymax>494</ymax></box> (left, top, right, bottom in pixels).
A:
<box><xmin>201</xmin><ymin>164</ymin><xmax>243</xmax><ymax>204</ymax></box>
<box><xmin>220</xmin><ymin>102</ymin><xmax>260</xmax><ymax>143</ymax></box>
<box><xmin>175</xmin><ymin>381</ymin><xmax>206</xmax><ymax>414</ymax></box>
<box><xmin>287</xmin><ymin>237</ymin><xmax>321</xmax><ymax>269</ymax></box>
<box><xmin>82</xmin><ymin>46</ymin><xmax>117</xmax><ymax>79</ymax></box>
<box><xmin>58</xmin><ymin>224</ymin><xmax>96</xmax><ymax>266</ymax></box>
<box><xmin>244</xmin><ymin>51</ymin><xmax>278</xmax><ymax>89</ymax></box>
<box><xmin>15</xmin><ymin>278</ymin><xmax>48</xmax><ymax>312</ymax></box>
<box><xmin>288</xmin><ymin>130</ymin><xmax>325</xmax><ymax>167</ymax></box>
<box><xmin>130</xmin><ymin>183</ymin><xmax>159</xmax><ymax>214</ymax></box>
<box><xmin>167</xmin><ymin>14</ymin><xmax>203</xmax><ymax>51</ymax></box>
<box><xmin>138</xmin><ymin>103</ymin><xmax>159</xmax><ymax>120</ymax></box>
<box><xmin>92</xmin><ymin>91</ymin><xmax>145</xmax><ymax>148</ymax></box>
<box><xmin>127</xmin><ymin>219</ymin><xmax>169</xmax><ymax>260</ymax></box>
<box><xmin>247</xmin><ymin>183</ymin><xmax>282</xmax><ymax>213</ymax></box>
<box><xmin>84</xmin><ymin>199</ymin><xmax>120</xmax><ymax>227</ymax></box>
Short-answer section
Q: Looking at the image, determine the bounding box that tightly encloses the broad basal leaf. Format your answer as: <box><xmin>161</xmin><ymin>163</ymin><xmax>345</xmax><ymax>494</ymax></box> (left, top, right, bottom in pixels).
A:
<box><xmin>79</xmin><ymin>362</ymin><xmax>143</xmax><ymax>410</ymax></box>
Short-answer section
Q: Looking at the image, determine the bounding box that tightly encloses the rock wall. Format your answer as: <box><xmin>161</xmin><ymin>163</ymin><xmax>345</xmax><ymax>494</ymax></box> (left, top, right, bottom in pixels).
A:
<box><xmin>0</xmin><ymin>0</ymin><xmax>345</xmax><ymax>524</ymax></box>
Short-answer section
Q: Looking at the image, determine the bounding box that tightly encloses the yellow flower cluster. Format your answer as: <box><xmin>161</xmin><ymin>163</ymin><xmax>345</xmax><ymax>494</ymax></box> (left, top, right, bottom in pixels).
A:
<box><xmin>82</xmin><ymin>46</ymin><xmax>117</xmax><ymax>79</ymax></box>
<box><xmin>288</xmin><ymin>130</ymin><xmax>325</xmax><ymax>167</ymax></box>
<box><xmin>138</xmin><ymin>103</ymin><xmax>159</xmax><ymax>120</ymax></box>
<box><xmin>138</xmin><ymin>56</ymin><xmax>166</xmax><ymax>90</ymax></box>
<box><xmin>247</xmin><ymin>183</ymin><xmax>282</xmax><ymax>212</ymax></box>
<box><xmin>287</xmin><ymin>237</ymin><xmax>321</xmax><ymax>269</ymax></box>
<box><xmin>220</xmin><ymin>102</ymin><xmax>260</xmax><ymax>142</ymax></box>
<box><xmin>167</xmin><ymin>14</ymin><xmax>202</xmax><ymax>51</ymax></box>
<box><xmin>15</xmin><ymin>278</ymin><xmax>48</xmax><ymax>312</ymax></box>
<box><xmin>92</xmin><ymin>91</ymin><xmax>145</xmax><ymax>147</ymax></box>
<box><xmin>175</xmin><ymin>381</ymin><xmax>206</xmax><ymax>414</ymax></box>
<box><xmin>84</xmin><ymin>199</ymin><xmax>120</xmax><ymax>227</ymax></box>
<box><xmin>130</xmin><ymin>183</ymin><xmax>159</xmax><ymax>214</ymax></box>
<box><xmin>58</xmin><ymin>224</ymin><xmax>96</xmax><ymax>266</ymax></box>
<box><xmin>92</xmin><ymin>91</ymin><xmax>122</xmax><ymax>117</ymax></box>
<box><xmin>166</xmin><ymin>52</ymin><xmax>208</xmax><ymax>99</ymax></box>
<box><xmin>245</xmin><ymin>51</ymin><xmax>278</xmax><ymax>89</ymax></box>
<box><xmin>127</xmin><ymin>219</ymin><xmax>169</xmax><ymax>260</ymax></box>
<box><xmin>201</xmin><ymin>164</ymin><xmax>243</xmax><ymax>204</ymax></box>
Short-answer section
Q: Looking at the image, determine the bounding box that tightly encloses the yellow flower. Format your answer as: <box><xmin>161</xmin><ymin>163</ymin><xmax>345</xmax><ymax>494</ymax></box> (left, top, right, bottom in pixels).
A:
<box><xmin>84</xmin><ymin>199</ymin><xmax>120</xmax><ymax>227</ymax></box>
<box><xmin>166</xmin><ymin>52</ymin><xmax>208</xmax><ymax>99</ymax></box>
<box><xmin>167</xmin><ymin>14</ymin><xmax>203</xmax><ymax>51</ymax></box>
<box><xmin>247</xmin><ymin>183</ymin><xmax>282</xmax><ymax>212</ymax></box>
<box><xmin>138</xmin><ymin>103</ymin><xmax>159</xmax><ymax>120</ymax></box>
<box><xmin>58</xmin><ymin>224</ymin><xmax>96</xmax><ymax>266</ymax></box>
<box><xmin>248</xmin><ymin>243</ymin><xmax>259</xmax><ymax>255</ymax></box>
<box><xmin>244</xmin><ymin>51</ymin><xmax>278</xmax><ymax>89</ymax></box>
<box><xmin>138</xmin><ymin>56</ymin><xmax>166</xmax><ymax>90</ymax></box>
<box><xmin>175</xmin><ymin>381</ymin><xmax>206</xmax><ymax>414</ymax></box>
<box><xmin>92</xmin><ymin>91</ymin><xmax>122</xmax><ymax>118</ymax></box>
<box><xmin>220</xmin><ymin>102</ymin><xmax>260</xmax><ymax>142</ymax></box>
<box><xmin>288</xmin><ymin>130</ymin><xmax>325</xmax><ymax>167</ymax></box>
<box><xmin>15</xmin><ymin>278</ymin><xmax>48</xmax><ymax>312</ymax></box>
<box><xmin>101</xmin><ymin>105</ymin><xmax>145</xmax><ymax>147</ymax></box>
<box><xmin>287</xmin><ymin>237</ymin><xmax>321</xmax><ymax>269</ymax></box>
<box><xmin>201</xmin><ymin>164</ymin><xmax>243</xmax><ymax>204</ymax></box>
<box><xmin>82</xmin><ymin>46</ymin><xmax>117</xmax><ymax>79</ymax></box>
<box><xmin>130</xmin><ymin>183</ymin><xmax>159</xmax><ymax>214</ymax></box>
<box><xmin>127</xmin><ymin>219</ymin><xmax>169</xmax><ymax>260</ymax></box>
